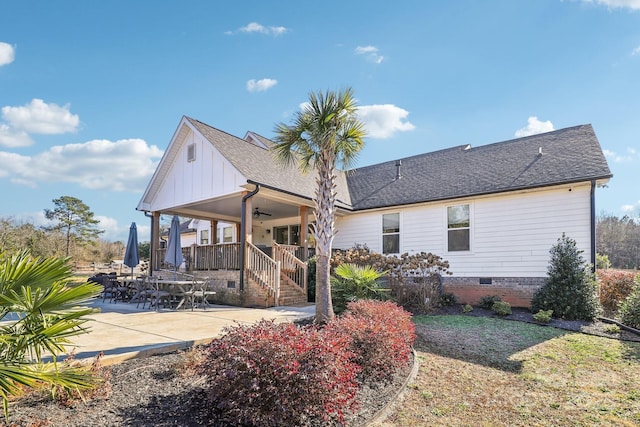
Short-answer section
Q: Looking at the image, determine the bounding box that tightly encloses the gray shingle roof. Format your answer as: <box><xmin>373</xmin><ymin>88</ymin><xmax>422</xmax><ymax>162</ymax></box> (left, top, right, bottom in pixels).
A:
<box><xmin>186</xmin><ymin>117</ymin><xmax>353</xmax><ymax>207</ymax></box>
<box><xmin>346</xmin><ymin>124</ymin><xmax>612</xmax><ymax>210</ymax></box>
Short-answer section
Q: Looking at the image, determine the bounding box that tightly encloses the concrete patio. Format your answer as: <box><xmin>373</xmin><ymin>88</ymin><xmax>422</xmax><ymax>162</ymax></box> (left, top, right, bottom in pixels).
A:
<box><xmin>66</xmin><ymin>299</ymin><xmax>315</xmax><ymax>364</ymax></box>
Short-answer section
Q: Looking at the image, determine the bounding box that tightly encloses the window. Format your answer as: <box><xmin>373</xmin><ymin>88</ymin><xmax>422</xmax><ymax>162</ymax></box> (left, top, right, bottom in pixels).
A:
<box><xmin>447</xmin><ymin>204</ymin><xmax>470</xmax><ymax>251</ymax></box>
<box><xmin>200</xmin><ymin>229</ymin><xmax>209</xmax><ymax>245</ymax></box>
<box><xmin>273</xmin><ymin>226</ymin><xmax>289</xmax><ymax>244</ymax></box>
<box><xmin>382</xmin><ymin>213</ymin><xmax>400</xmax><ymax>254</ymax></box>
<box><xmin>187</xmin><ymin>143</ymin><xmax>196</xmax><ymax>162</ymax></box>
<box><xmin>272</xmin><ymin>224</ymin><xmax>303</xmax><ymax>245</ymax></box>
<box><xmin>222</xmin><ymin>226</ymin><xmax>233</xmax><ymax>243</ymax></box>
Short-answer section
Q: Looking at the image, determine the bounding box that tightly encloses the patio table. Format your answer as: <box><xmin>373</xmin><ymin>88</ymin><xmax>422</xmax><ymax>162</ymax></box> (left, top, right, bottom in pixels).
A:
<box><xmin>155</xmin><ymin>279</ymin><xmax>204</xmax><ymax>310</ymax></box>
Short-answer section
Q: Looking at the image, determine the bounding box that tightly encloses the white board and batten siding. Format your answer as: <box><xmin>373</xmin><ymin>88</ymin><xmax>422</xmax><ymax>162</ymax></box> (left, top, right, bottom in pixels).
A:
<box><xmin>149</xmin><ymin>125</ymin><xmax>246</xmax><ymax>212</ymax></box>
<box><xmin>334</xmin><ymin>183</ymin><xmax>592</xmax><ymax>278</ymax></box>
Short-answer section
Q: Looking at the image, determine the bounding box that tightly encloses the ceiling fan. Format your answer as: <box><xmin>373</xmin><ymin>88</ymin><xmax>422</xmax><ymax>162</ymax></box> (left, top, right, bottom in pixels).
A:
<box><xmin>253</xmin><ymin>207</ymin><xmax>272</xmax><ymax>218</ymax></box>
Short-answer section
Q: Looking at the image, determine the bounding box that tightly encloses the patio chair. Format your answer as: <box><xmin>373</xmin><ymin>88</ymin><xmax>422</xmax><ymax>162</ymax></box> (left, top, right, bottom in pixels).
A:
<box><xmin>101</xmin><ymin>276</ymin><xmax>119</xmax><ymax>303</ymax></box>
<box><xmin>189</xmin><ymin>279</ymin><xmax>216</xmax><ymax>310</ymax></box>
<box><xmin>147</xmin><ymin>277</ymin><xmax>172</xmax><ymax>310</ymax></box>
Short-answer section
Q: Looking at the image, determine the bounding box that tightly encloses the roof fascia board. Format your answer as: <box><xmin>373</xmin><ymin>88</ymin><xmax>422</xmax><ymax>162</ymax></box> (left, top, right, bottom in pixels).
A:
<box><xmin>345</xmin><ymin>178</ymin><xmax>611</xmax><ymax>213</ymax></box>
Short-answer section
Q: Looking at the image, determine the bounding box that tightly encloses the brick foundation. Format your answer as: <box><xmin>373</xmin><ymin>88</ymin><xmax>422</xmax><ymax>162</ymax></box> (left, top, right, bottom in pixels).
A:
<box><xmin>442</xmin><ymin>276</ymin><xmax>545</xmax><ymax>308</ymax></box>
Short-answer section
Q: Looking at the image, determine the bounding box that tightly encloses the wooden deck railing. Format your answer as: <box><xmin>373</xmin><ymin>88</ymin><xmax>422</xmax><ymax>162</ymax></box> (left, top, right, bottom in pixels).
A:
<box><xmin>156</xmin><ymin>243</ymin><xmax>241</xmax><ymax>271</ymax></box>
<box><xmin>273</xmin><ymin>243</ymin><xmax>307</xmax><ymax>295</ymax></box>
<box><xmin>246</xmin><ymin>242</ymin><xmax>281</xmax><ymax>303</ymax></box>
<box><xmin>192</xmin><ymin>243</ymin><xmax>241</xmax><ymax>270</ymax></box>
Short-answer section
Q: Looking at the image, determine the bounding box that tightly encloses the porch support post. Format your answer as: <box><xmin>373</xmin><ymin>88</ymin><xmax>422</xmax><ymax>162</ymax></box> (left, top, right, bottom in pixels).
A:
<box><xmin>210</xmin><ymin>220</ymin><xmax>218</xmax><ymax>244</ymax></box>
<box><xmin>244</xmin><ymin>194</ymin><xmax>254</xmax><ymax>244</ymax></box>
<box><xmin>240</xmin><ymin>185</ymin><xmax>260</xmax><ymax>292</ymax></box>
<box><xmin>300</xmin><ymin>205</ymin><xmax>309</xmax><ymax>260</ymax></box>
<box><xmin>152</xmin><ymin>211</ymin><xmax>160</xmax><ymax>272</ymax></box>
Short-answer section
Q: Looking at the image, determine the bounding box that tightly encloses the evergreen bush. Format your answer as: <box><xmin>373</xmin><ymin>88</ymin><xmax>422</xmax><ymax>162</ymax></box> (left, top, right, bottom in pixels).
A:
<box><xmin>531</xmin><ymin>234</ymin><xmax>600</xmax><ymax>321</ymax></box>
<box><xmin>619</xmin><ymin>289</ymin><xmax>640</xmax><ymax>329</ymax></box>
<box><xmin>491</xmin><ymin>301</ymin><xmax>512</xmax><ymax>316</ymax></box>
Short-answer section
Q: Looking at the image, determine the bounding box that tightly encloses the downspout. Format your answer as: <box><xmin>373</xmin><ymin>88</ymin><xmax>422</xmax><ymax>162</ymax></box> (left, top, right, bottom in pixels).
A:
<box><xmin>239</xmin><ymin>184</ymin><xmax>260</xmax><ymax>291</ymax></box>
<box><xmin>590</xmin><ymin>180</ymin><xmax>596</xmax><ymax>273</ymax></box>
<box><xmin>144</xmin><ymin>211</ymin><xmax>154</xmax><ymax>275</ymax></box>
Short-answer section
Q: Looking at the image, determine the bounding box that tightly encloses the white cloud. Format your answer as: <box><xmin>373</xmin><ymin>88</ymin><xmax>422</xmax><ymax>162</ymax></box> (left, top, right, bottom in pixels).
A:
<box><xmin>357</xmin><ymin>104</ymin><xmax>415</xmax><ymax>139</ymax></box>
<box><xmin>581</xmin><ymin>0</ymin><xmax>640</xmax><ymax>10</ymax></box>
<box><xmin>0</xmin><ymin>124</ymin><xmax>33</xmax><ymax>147</ymax></box>
<box><xmin>603</xmin><ymin>147</ymin><xmax>636</xmax><ymax>163</ymax></box>
<box><xmin>514</xmin><ymin>116</ymin><xmax>555</xmax><ymax>138</ymax></box>
<box><xmin>632</xmin><ymin>45</ymin><xmax>640</xmax><ymax>56</ymax></box>
<box><xmin>247</xmin><ymin>78</ymin><xmax>277</xmax><ymax>92</ymax></box>
<box><xmin>621</xmin><ymin>204</ymin><xmax>636</xmax><ymax>212</ymax></box>
<box><xmin>355</xmin><ymin>45</ymin><xmax>384</xmax><ymax>64</ymax></box>
<box><xmin>2</xmin><ymin>99</ymin><xmax>80</xmax><ymax>134</ymax></box>
<box><xmin>0</xmin><ymin>138</ymin><xmax>163</xmax><ymax>191</ymax></box>
<box><xmin>0</xmin><ymin>42</ymin><xmax>15</xmax><ymax>66</ymax></box>
<box><xmin>230</xmin><ymin>22</ymin><xmax>289</xmax><ymax>36</ymax></box>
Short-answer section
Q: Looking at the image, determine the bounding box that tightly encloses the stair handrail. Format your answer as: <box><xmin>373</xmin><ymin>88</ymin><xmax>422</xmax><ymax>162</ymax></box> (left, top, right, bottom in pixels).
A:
<box><xmin>272</xmin><ymin>242</ymin><xmax>307</xmax><ymax>295</ymax></box>
<box><xmin>246</xmin><ymin>242</ymin><xmax>281</xmax><ymax>304</ymax></box>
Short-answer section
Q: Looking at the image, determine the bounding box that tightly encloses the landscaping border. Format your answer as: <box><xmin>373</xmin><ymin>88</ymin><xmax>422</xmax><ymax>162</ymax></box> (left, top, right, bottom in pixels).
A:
<box><xmin>364</xmin><ymin>348</ymin><xmax>420</xmax><ymax>427</ymax></box>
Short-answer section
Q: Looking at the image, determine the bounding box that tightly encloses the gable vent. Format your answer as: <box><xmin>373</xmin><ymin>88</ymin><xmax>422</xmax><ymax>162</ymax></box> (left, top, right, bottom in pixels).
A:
<box><xmin>187</xmin><ymin>143</ymin><xmax>196</xmax><ymax>162</ymax></box>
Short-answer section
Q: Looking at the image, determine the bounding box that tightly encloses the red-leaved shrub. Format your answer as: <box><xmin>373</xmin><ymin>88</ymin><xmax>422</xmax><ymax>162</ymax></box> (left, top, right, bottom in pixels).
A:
<box><xmin>598</xmin><ymin>269</ymin><xmax>639</xmax><ymax>315</ymax></box>
<box><xmin>199</xmin><ymin>319</ymin><xmax>360</xmax><ymax>426</ymax></box>
<box><xmin>330</xmin><ymin>300</ymin><xmax>416</xmax><ymax>382</ymax></box>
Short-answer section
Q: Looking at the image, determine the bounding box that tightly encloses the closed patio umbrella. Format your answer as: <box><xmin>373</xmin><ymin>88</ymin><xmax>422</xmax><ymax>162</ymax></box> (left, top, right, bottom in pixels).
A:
<box><xmin>164</xmin><ymin>215</ymin><xmax>184</xmax><ymax>275</ymax></box>
<box><xmin>123</xmin><ymin>222</ymin><xmax>139</xmax><ymax>277</ymax></box>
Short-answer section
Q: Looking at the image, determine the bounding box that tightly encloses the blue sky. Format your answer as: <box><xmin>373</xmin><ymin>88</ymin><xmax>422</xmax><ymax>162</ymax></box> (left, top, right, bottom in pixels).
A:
<box><xmin>1</xmin><ymin>0</ymin><xmax>639</xmax><ymax>243</ymax></box>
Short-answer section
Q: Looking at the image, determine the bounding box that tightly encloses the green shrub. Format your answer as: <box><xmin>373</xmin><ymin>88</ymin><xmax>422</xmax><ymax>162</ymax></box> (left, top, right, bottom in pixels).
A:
<box><xmin>619</xmin><ymin>289</ymin><xmax>640</xmax><ymax>329</ymax></box>
<box><xmin>533</xmin><ymin>309</ymin><xmax>553</xmax><ymax>323</ymax></box>
<box><xmin>479</xmin><ymin>295</ymin><xmax>502</xmax><ymax>309</ymax></box>
<box><xmin>531</xmin><ymin>234</ymin><xmax>600</xmax><ymax>321</ymax></box>
<box><xmin>597</xmin><ymin>269</ymin><xmax>638</xmax><ymax>316</ymax></box>
<box><xmin>462</xmin><ymin>304</ymin><xmax>473</xmax><ymax>313</ymax></box>
<box><xmin>439</xmin><ymin>292</ymin><xmax>458</xmax><ymax>306</ymax></box>
<box><xmin>603</xmin><ymin>324</ymin><xmax>621</xmax><ymax>334</ymax></box>
<box><xmin>307</xmin><ymin>256</ymin><xmax>316</xmax><ymax>302</ymax></box>
<box><xmin>491</xmin><ymin>301</ymin><xmax>512</xmax><ymax>316</ymax></box>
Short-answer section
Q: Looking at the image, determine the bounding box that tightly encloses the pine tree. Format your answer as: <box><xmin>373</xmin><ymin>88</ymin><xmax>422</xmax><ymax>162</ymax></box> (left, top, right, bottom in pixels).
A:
<box><xmin>531</xmin><ymin>234</ymin><xmax>600</xmax><ymax>320</ymax></box>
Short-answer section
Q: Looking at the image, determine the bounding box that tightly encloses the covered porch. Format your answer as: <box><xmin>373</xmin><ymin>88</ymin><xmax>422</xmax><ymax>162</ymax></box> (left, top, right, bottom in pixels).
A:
<box><xmin>144</xmin><ymin>183</ymin><xmax>315</xmax><ymax>307</ymax></box>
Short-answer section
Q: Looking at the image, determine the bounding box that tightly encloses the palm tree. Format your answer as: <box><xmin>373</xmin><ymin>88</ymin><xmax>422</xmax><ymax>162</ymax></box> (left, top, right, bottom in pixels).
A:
<box><xmin>273</xmin><ymin>88</ymin><xmax>366</xmax><ymax>323</ymax></box>
<box><xmin>0</xmin><ymin>251</ymin><xmax>102</xmax><ymax>418</ymax></box>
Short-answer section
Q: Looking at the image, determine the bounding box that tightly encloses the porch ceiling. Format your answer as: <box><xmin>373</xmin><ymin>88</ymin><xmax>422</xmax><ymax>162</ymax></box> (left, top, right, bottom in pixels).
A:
<box><xmin>161</xmin><ymin>192</ymin><xmax>307</xmax><ymax>223</ymax></box>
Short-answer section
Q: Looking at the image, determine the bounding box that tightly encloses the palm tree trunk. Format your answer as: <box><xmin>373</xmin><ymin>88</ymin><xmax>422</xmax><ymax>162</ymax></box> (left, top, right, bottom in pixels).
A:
<box><xmin>313</xmin><ymin>154</ymin><xmax>336</xmax><ymax>323</ymax></box>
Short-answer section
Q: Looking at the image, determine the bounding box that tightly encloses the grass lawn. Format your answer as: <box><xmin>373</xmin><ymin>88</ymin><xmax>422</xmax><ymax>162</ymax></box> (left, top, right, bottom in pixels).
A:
<box><xmin>381</xmin><ymin>315</ymin><xmax>640</xmax><ymax>427</ymax></box>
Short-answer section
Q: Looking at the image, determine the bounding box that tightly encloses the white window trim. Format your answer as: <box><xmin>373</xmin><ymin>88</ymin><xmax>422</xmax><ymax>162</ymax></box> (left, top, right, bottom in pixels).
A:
<box><xmin>445</xmin><ymin>203</ymin><xmax>473</xmax><ymax>254</ymax></box>
<box><xmin>381</xmin><ymin>212</ymin><xmax>401</xmax><ymax>255</ymax></box>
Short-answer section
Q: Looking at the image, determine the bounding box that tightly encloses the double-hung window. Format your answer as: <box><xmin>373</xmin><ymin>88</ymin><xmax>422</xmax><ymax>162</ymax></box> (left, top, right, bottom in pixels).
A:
<box><xmin>447</xmin><ymin>204</ymin><xmax>470</xmax><ymax>251</ymax></box>
<box><xmin>200</xmin><ymin>230</ymin><xmax>209</xmax><ymax>245</ymax></box>
<box><xmin>382</xmin><ymin>213</ymin><xmax>400</xmax><ymax>254</ymax></box>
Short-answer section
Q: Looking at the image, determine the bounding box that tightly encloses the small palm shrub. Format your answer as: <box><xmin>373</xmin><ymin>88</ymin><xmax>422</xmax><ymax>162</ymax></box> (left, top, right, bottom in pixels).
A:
<box><xmin>619</xmin><ymin>289</ymin><xmax>640</xmax><ymax>329</ymax></box>
<box><xmin>491</xmin><ymin>301</ymin><xmax>512</xmax><ymax>316</ymax></box>
<box><xmin>330</xmin><ymin>300</ymin><xmax>416</xmax><ymax>382</ymax></box>
<box><xmin>462</xmin><ymin>304</ymin><xmax>473</xmax><ymax>313</ymax></box>
<box><xmin>0</xmin><ymin>251</ymin><xmax>102</xmax><ymax>417</ymax></box>
<box><xmin>199</xmin><ymin>320</ymin><xmax>360</xmax><ymax>426</ymax></box>
<box><xmin>597</xmin><ymin>269</ymin><xmax>638</xmax><ymax>316</ymax></box>
<box><xmin>531</xmin><ymin>234</ymin><xmax>600</xmax><ymax>321</ymax></box>
<box><xmin>331</xmin><ymin>263</ymin><xmax>389</xmax><ymax>314</ymax></box>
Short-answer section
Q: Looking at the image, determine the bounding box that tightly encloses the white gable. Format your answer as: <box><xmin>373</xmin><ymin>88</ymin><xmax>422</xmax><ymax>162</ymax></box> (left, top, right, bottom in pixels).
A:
<box><xmin>138</xmin><ymin>118</ymin><xmax>247</xmax><ymax>212</ymax></box>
